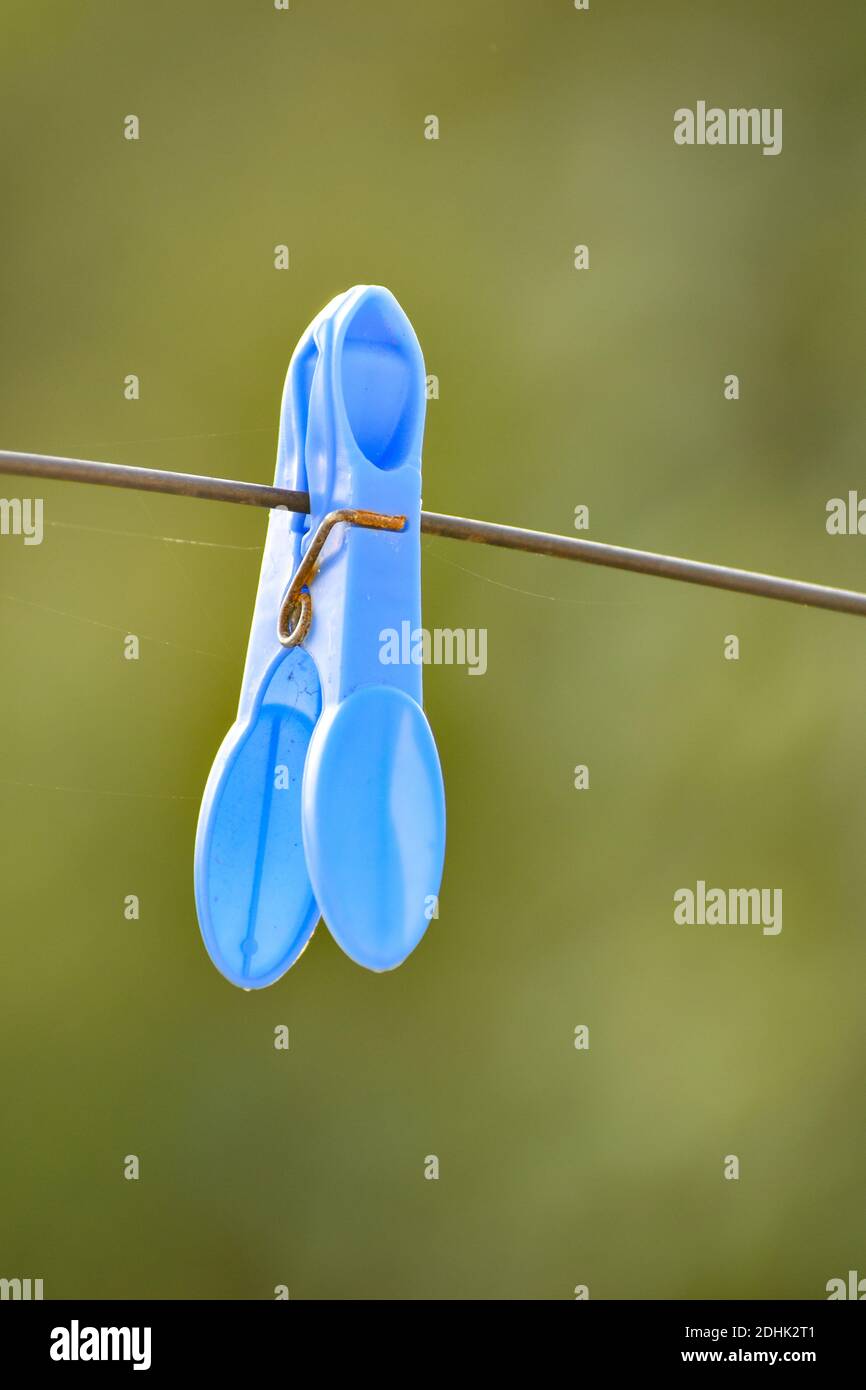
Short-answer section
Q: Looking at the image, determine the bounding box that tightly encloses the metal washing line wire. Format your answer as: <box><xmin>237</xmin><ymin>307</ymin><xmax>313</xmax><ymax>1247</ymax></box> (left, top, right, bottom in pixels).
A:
<box><xmin>2</xmin><ymin>448</ymin><xmax>866</xmax><ymax>619</ymax></box>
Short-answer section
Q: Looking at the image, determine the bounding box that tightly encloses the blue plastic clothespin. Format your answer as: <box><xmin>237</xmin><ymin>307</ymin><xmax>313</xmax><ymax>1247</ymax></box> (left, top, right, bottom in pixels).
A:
<box><xmin>195</xmin><ymin>287</ymin><xmax>446</xmax><ymax>986</ymax></box>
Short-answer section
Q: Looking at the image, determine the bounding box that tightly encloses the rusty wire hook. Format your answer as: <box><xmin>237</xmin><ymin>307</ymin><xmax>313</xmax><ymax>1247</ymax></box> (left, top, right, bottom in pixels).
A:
<box><xmin>277</xmin><ymin>507</ymin><xmax>407</xmax><ymax>649</ymax></box>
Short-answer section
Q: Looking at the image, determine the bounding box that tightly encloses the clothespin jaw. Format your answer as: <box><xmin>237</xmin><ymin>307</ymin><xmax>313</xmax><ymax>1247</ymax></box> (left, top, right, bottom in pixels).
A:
<box><xmin>297</xmin><ymin>286</ymin><xmax>445</xmax><ymax>970</ymax></box>
<box><xmin>194</xmin><ymin>286</ymin><xmax>445</xmax><ymax>986</ymax></box>
<box><xmin>193</xmin><ymin>311</ymin><xmax>327</xmax><ymax>988</ymax></box>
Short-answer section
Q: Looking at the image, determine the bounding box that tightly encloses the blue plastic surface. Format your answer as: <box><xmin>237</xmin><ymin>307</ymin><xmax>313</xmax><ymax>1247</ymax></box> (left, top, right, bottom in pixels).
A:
<box><xmin>195</xmin><ymin>286</ymin><xmax>446</xmax><ymax>985</ymax></box>
<box><xmin>194</xmin><ymin>301</ymin><xmax>325</xmax><ymax>988</ymax></box>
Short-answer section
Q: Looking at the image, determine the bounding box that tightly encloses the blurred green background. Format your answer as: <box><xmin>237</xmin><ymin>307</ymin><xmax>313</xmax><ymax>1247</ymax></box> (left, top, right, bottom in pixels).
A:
<box><xmin>1</xmin><ymin>0</ymin><xmax>865</xmax><ymax>1300</ymax></box>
